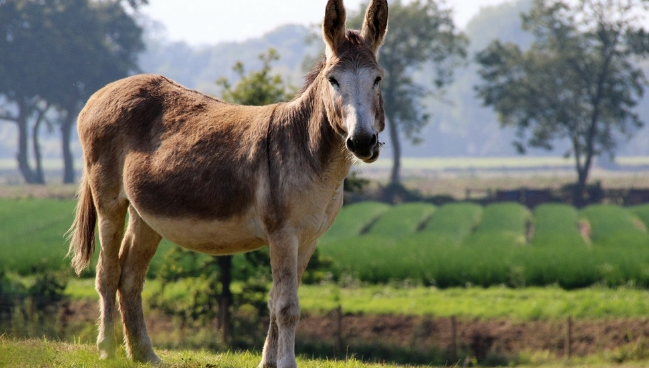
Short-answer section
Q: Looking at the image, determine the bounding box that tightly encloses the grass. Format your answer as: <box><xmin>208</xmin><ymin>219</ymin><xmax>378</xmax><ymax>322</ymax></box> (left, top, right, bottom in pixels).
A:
<box><xmin>298</xmin><ymin>284</ymin><xmax>649</xmax><ymax>320</ymax></box>
<box><xmin>532</xmin><ymin>203</ymin><xmax>586</xmax><ymax>247</ymax></box>
<box><xmin>319</xmin><ymin>201</ymin><xmax>390</xmax><ymax>243</ymax></box>
<box><xmin>0</xmin><ymin>336</ymin><xmax>428</xmax><ymax>368</ymax></box>
<box><xmin>4</xmin><ymin>337</ymin><xmax>649</xmax><ymax>368</ymax></box>
<box><xmin>4</xmin><ymin>197</ymin><xmax>649</xmax><ymax>288</ymax></box>
<box><xmin>462</xmin><ymin>202</ymin><xmax>532</xmax><ymax>248</ymax></box>
<box><xmin>420</xmin><ymin>202</ymin><xmax>483</xmax><ymax>245</ymax></box>
<box><xmin>580</xmin><ymin>204</ymin><xmax>649</xmax><ymax>247</ymax></box>
<box><xmin>0</xmin><ymin>198</ymin><xmax>75</xmax><ymax>273</ymax></box>
<box><xmin>629</xmin><ymin>203</ymin><xmax>649</xmax><ymax>230</ymax></box>
<box><xmin>65</xmin><ymin>279</ymin><xmax>649</xmax><ymax>321</ymax></box>
<box><xmin>364</xmin><ymin>202</ymin><xmax>436</xmax><ymax>239</ymax></box>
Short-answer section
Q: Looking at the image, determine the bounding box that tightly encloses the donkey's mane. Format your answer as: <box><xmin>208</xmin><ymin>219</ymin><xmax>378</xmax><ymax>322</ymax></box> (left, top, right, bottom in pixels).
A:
<box><xmin>295</xmin><ymin>56</ymin><xmax>326</xmax><ymax>99</ymax></box>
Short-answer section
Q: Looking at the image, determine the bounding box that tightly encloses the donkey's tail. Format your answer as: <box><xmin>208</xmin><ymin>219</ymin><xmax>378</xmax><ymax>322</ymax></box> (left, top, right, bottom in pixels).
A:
<box><xmin>66</xmin><ymin>174</ymin><xmax>97</xmax><ymax>275</ymax></box>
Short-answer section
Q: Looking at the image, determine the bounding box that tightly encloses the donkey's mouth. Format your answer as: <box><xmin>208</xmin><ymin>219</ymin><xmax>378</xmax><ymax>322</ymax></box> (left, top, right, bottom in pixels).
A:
<box><xmin>360</xmin><ymin>147</ymin><xmax>381</xmax><ymax>163</ymax></box>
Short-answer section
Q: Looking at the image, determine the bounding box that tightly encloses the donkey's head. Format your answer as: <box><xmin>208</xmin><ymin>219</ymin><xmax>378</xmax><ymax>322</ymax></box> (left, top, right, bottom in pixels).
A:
<box><xmin>321</xmin><ymin>0</ymin><xmax>388</xmax><ymax>163</ymax></box>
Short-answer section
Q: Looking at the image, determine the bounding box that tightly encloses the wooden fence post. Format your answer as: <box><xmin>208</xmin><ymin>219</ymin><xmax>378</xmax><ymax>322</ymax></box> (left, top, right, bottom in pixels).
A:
<box><xmin>336</xmin><ymin>305</ymin><xmax>343</xmax><ymax>354</ymax></box>
<box><xmin>450</xmin><ymin>315</ymin><xmax>458</xmax><ymax>363</ymax></box>
<box><xmin>565</xmin><ymin>316</ymin><xmax>572</xmax><ymax>358</ymax></box>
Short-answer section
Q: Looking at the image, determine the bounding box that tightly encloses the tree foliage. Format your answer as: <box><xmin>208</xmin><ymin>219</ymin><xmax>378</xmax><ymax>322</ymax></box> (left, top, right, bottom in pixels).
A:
<box><xmin>0</xmin><ymin>0</ymin><xmax>144</xmax><ymax>183</ymax></box>
<box><xmin>348</xmin><ymin>0</ymin><xmax>468</xmax><ymax>184</ymax></box>
<box><xmin>216</xmin><ymin>49</ymin><xmax>294</xmax><ymax>105</ymax></box>
<box><xmin>475</xmin><ymin>0</ymin><xmax>649</xmax><ymax>205</ymax></box>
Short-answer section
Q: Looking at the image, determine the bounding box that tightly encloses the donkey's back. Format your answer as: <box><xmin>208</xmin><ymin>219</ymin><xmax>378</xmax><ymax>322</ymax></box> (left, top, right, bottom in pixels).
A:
<box><xmin>81</xmin><ymin>73</ymin><xmax>275</xmax><ymax>250</ymax></box>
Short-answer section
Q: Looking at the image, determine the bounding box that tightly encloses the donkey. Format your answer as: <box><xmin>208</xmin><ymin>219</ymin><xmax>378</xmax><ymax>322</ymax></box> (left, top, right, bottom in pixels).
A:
<box><xmin>67</xmin><ymin>0</ymin><xmax>388</xmax><ymax>366</ymax></box>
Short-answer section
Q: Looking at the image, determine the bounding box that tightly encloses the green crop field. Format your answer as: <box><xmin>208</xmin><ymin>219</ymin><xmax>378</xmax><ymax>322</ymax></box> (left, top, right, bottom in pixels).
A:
<box><xmin>463</xmin><ymin>202</ymin><xmax>532</xmax><ymax>248</ymax></box>
<box><xmin>318</xmin><ymin>201</ymin><xmax>649</xmax><ymax>288</ymax></box>
<box><xmin>319</xmin><ymin>201</ymin><xmax>390</xmax><ymax>242</ymax></box>
<box><xmin>532</xmin><ymin>203</ymin><xmax>586</xmax><ymax>248</ymax></box>
<box><xmin>3</xmin><ymin>198</ymin><xmax>649</xmax><ymax>288</ymax></box>
<box><xmin>0</xmin><ymin>198</ymin><xmax>75</xmax><ymax>273</ymax></box>
<box><xmin>0</xmin><ymin>198</ymin><xmax>176</xmax><ymax>276</ymax></box>
<box><xmin>364</xmin><ymin>202</ymin><xmax>436</xmax><ymax>239</ymax></box>
<box><xmin>421</xmin><ymin>202</ymin><xmax>483</xmax><ymax>245</ymax></box>
<box><xmin>582</xmin><ymin>204</ymin><xmax>649</xmax><ymax>247</ymax></box>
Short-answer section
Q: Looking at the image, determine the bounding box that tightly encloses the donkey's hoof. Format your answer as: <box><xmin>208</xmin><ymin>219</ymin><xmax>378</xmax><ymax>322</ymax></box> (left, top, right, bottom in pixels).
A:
<box><xmin>130</xmin><ymin>351</ymin><xmax>162</xmax><ymax>364</ymax></box>
<box><xmin>98</xmin><ymin>351</ymin><xmax>115</xmax><ymax>360</ymax></box>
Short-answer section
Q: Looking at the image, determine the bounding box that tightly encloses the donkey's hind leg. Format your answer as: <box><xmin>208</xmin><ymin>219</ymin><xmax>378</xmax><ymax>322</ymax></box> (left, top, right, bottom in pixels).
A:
<box><xmin>95</xmin><ymin>194</ymin><xmax>129</xmax><ymax>360</ymax></box>
<box><xmin>118</xmin><ymin>205</ymin><xmax>162</xmax><ymax>363</ymax></box>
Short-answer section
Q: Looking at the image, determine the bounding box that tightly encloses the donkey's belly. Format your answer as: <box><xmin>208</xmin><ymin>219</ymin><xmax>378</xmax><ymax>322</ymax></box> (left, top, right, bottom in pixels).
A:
<box><xmin>137</xmin><ymin>209</ymin><xmax>268</xmax><ymax>255</ymax></box>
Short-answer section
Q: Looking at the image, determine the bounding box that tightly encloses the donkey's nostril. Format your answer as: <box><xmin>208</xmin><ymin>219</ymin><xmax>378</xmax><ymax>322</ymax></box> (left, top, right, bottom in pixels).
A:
<box><xmin>370</xmin><ymin>134</ymin><xmax>378</xmax><ymax>147</ymax></box>
<box><xmin>346</xmin><ymin>138</ymin><xmax>356</xmax><ymax>152</ymax></box>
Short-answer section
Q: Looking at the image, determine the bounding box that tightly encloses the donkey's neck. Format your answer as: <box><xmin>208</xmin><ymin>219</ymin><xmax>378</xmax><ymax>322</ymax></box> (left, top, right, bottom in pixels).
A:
<box><xmin>271</xmin><ymin>80</ymin><xmax>353</xmax><ymax>185</ymax></box>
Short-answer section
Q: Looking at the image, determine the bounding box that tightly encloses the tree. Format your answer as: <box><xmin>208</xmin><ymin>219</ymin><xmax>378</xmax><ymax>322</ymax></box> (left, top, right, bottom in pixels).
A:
<box><xmin>475</xmin><ymin>0</ymin><xmax>649</xmax><ymax>206</ymax></box>
<box><xmin>0</xmin><ymin>0</ymin><xmax>144</xmax><ymax>184</ymax></box>
<box><xmin>216</xmin><ymin>49</ymin><xmax>294</xmax><ymax>105</ymax></box>
<box><xmin>348</xmin><ymin>0</ymin><xmax>467</xmax><ymax>186</ymax></box>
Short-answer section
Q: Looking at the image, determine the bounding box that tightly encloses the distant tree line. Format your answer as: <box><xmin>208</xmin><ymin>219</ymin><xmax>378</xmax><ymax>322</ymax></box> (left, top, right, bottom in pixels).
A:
<box><xmin>0</xmin><ymin>0</ymin><xmax>145</xmax><ymax>184</ymax></box>
<box><xmin>1</xmin><ymin>0</ymin><xmax>647</xmax><ymax>207</ymax></box>
<box><xmin>475</xmin><ymin>0</ymin><xmax>649</xmax><ymax>206</ymax></box>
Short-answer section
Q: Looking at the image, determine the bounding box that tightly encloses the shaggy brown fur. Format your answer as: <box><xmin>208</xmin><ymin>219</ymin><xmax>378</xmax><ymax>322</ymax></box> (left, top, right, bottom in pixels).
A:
<box><xmin>67</xmin><ymin>0</ymin><xmax>388</xmax><ymax>367</ymax></box>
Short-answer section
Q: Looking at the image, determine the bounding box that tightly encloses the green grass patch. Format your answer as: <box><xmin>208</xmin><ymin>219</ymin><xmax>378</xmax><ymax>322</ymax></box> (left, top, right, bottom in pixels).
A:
<box><xmin>629</xmin><ymin>203</ymin><xmax>649</xmax><ymax>231</ymax></box>
<box><xmin>463</xmin><ymin>202</ymin><xmax>532</xmax><ymax>248</ymax></box>
<box><xmin>420</xmin><ymin>202</ymin><xmax>483</xmax><ymax>245</ymax></box>
<box><xmin>532</xmin><ymin>203</ymin><xmax>586</xmax><ymax>247</ymax></box>
<box><xmin>580</xmin><ymin>204</ymin><xmax>649</xmax><ymax>247</ymax></box>
<box><xmin>364</xmin><ymin>202</ymin><xmax>436</xmax><ymax>239</ymax></box>
<box><xmin>299</xmin><ymin>284</ymin><xmax>649</xmax><ymax>321</ymax></box>
<box><xmin>6</xmin><ymin>198</ymin><xmax>649</xmax><ymax>289</ymax></box>
<box><xmin>0</xmin><ymin>336</ymin><xmax>424</xmax><ymax>368</ymax></box>
<box><xmin>0</xmin><ymin>198</ymin><xmax>75</xmax><ymax>273</ymax></box>
<box><xmin>66</xmin><ymin>278</ymin><xmax>649</xmax><ymax>321</ymax></box>
<box><xmin>319</xmin><ymin>201</ymin><xmax>390</xmax><ymax>243</ymax></box>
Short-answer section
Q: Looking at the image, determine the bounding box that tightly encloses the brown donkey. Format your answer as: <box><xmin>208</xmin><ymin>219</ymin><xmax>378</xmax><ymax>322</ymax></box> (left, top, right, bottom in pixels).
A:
<box><xmin>67</xmin><ymin>0</ymin><xmax>387</xmax><ymax>366</ymax></box>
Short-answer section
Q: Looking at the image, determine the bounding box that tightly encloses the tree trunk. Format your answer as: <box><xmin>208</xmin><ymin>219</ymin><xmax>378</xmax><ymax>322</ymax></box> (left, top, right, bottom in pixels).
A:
<box><xmin>31</xmin><ymin>103</ymin><xmax>50</xmax><ymax>184</ymax></box>
<box><xmin>15</xmin><ymin>99</ymin><xmax>42</xmax><ymax>184</ymax></box>
<box><xmin>61</xmin><ymin>106</ymin><xmax>77</xmax><ymax>184</ymax></box>
<box><xmin>217</xmin><ymin>255</ymin><xmax>233</xmax><ymax>344</ymax></box>
<box><xmin>61</xmin><ymin>116</ymin><xmax>75</xmax><ymax>184</ymax></box>
<box><xmin>386</xmin><ymin>113</ymin><xmax>401</xmax><ymax>185</ymax></box>
<box><xmin>573</xmin><ymin>151</ymin><xmax>594</xmax><ymax>208</ymax></box>
<box><xmin>573</xmin><ymin>166</ymin><xmax>588</xmax><ymax>208</ymax></box>
<box><xmin>31</xmin><ymin>115</ymin><xmax>44</xmax><ymax>184</ymax></box>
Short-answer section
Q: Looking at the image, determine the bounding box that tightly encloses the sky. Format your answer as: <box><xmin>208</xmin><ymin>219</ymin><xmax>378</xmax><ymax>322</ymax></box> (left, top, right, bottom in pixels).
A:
<box><xmin>140</xmin><ymin>0</ymin><xmax>510</xmax><ymax>46</ymax></box>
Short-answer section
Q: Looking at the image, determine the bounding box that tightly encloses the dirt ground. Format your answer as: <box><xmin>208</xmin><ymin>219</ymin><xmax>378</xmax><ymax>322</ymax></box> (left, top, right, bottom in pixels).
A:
<box><xmin>297</xmin><ymin>312</ymin><xmax>649</xmax><ymax>358</ymax></box>
<box><xmin>63</xmin><ymin>300</ymin><xmax>649</xmax><ymax>360</ymax></box>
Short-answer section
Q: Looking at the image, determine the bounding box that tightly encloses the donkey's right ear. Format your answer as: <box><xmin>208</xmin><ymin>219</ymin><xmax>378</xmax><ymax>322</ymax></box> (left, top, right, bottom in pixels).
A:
<box><xmin>323</xmin><ymin>0</ymin><xmax>347</xmax><ymax>57</ymax></box>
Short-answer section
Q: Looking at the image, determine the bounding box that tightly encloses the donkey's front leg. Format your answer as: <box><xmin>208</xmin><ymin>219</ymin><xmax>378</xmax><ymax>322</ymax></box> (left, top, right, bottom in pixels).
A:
<box><xmin>260</xmin><ymin>231</ymin><xmax>300</xmax><ymax>368</ymax></box>
<box><xmin>259</xmin><ymin>286</ymin><xmax>279</xmax><ymax>367</ymax></box>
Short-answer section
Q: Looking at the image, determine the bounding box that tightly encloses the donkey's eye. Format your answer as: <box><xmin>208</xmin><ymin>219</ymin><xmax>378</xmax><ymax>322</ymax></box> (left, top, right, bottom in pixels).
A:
<box><xmin>328</xmin><ymin>77</ymin><xmax>339</xmax><ymax>88</ymax></box>
<box><xmin>373</xmin><ymin>77</ymin><xmax>382</xmax><ymax>86</ymax></box>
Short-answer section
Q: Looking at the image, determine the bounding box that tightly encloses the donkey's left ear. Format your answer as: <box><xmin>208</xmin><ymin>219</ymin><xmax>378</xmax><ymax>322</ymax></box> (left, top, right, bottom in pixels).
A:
<box><xmin>360</xmin><ymin>0</ymin><xmax>388</xmax><ymax>54</ymax></box>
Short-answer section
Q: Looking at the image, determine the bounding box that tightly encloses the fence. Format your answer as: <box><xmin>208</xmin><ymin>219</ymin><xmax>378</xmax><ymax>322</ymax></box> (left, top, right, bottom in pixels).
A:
<box><xmin>463</xmin><ymin>187</ymin><xmax>649</xmax><ymax>208</ymax></box>
<box><xmin>296</xmin><ymin>306</ymin><xmax>649</xmax><ymax>364</ymax></box>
